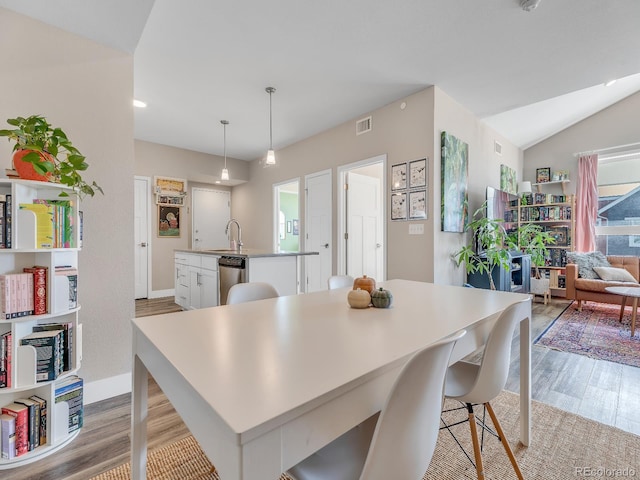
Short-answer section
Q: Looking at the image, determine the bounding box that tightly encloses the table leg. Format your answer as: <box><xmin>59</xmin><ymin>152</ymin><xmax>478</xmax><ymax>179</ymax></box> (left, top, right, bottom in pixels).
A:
<box><xmin>631</xmin><ymin>298</ymin><xmax>638</xmax><ymax>337</ymax></box>
<box><xmin>619</xmin><ymin>297</ymin><xmax>627</xmax><ymax>322</ymax></box>
<box><xmin>131</xmin><ymin>353</ymin><xmax>149</xmax><ymax>480</ymax></box>
<box><xmin>519</xmin><ymin>313</ymin><xmax>531</xmax><ymax>446</ymax></box>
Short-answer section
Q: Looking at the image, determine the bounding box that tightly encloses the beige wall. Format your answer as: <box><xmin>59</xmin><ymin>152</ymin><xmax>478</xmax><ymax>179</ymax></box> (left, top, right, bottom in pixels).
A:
<box><xmin>432</xmin><ymin>87</ymin><xmax>523</xmax><ymax>285</ymax></box>
<box><xmin>233</xmin><ymin>88</ymin><xmax>436</xmax><ymax>281</ymax></box>
<box><xmin>523</xmin><ymin>91</ymin><xmax>640</xmax><ymax>195</ymax></box>
<box><xmin>0</xmin><ymin>9</ymin><xmax>135</xmax><ymax>390</ymax></box>
<box><xmin>134</xmin><ymin>140</ymin><xmax>248</xmax><ymax>291</ymax></box>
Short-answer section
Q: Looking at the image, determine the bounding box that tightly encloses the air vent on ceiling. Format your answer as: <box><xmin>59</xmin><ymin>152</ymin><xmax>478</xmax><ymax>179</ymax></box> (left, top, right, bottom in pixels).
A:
<box><xmin>494</xmin><ymin>140</ymin><xmax>503</xmax><ymax>156</ymax></box>
<box><xmin>356</xmin><ymin>116</ymin><xmax>372</xmax><ymax>136</ymax></box>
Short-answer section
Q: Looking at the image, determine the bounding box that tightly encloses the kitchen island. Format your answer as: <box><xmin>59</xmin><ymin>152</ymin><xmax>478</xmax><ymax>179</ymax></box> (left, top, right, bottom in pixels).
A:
<box><xmin>174</xmin><ymin>249</ymin><xmax>318</xmax><ymax>309</ymax></box>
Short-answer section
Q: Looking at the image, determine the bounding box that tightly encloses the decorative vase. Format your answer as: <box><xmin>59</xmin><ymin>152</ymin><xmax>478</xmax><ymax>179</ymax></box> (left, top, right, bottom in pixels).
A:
<box><xmin>12</xmin><ymin>150</ymin><xmax>54</xmax><ymax>182</ymax></box>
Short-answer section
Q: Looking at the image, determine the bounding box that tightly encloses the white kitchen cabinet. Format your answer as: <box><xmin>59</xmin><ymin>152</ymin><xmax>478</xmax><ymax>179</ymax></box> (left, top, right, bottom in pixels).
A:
<box><xmin>174</xmin><ymin>252</ymin><xmax>219</xmax><ymax>310</ymax></box>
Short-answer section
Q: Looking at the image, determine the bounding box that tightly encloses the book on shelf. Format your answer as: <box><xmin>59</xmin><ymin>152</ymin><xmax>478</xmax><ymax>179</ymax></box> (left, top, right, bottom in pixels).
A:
<box><xmin>0</xmin><ymin>197</ymin><xmax>5</xmax><ymax>248</ymax></box>
<box><xmin>55</xmin><ymin>375</ymin><xmax>83</xmax><ymax>434</ymax></box>
<box><xmin>29</xmin><ymin>395</ymin><xmax>47</xmax><ymax>446</ymax></box>
<box><xmin>20</xmin><ymin>330</ymin><xmax>64</xmax><ymax>382</ymax></box>
<box><xmin>33</xmin><ymin>321</ymin><xmax>74</xmax><ymax>372</ymax></box>
<box><xmin>0</xmin><ymin>273</ymin><xmax>35</xmax><ymax>319</ymax></box>
<box><xmin>19</xmin><ymin>203</ymin><xmax>54</xmax><ymax>249</ymax></box>
<box><xmin>0</xmin><ymin>413</ymin><xmax>16</xmax><ymax>459</ymax></box>
<box><xmin>55</xmin><ymin>268</ymin><xmax>78</xmax><ymax>310</ymax></box>
<box><xmin>5</xmin><ymin>194</ymin><xmax>11</xmax><ymax>249</ymax></box>
<box><xmin>18</xmin><ymin>200</ymin><xmax>76</xmax><ymax>249</ymax></box>
<box><xmin>0</xmin><ymin>332</ymin><xmax>12</xmax><ymax>389</ymax></box>
<box><xmin>14</xmin><ymin>398</ymin><xmax>38</xmax><ymax>451</ymax></box>
<box><xmin>1</xmin><ymin>402</ymin><xmax>28</xmax><ymax>456</ymax></box>
<box><xmin>23</xmin><ymin>266</ymin><xmax>48</xmax><ymax>315</ymax></box>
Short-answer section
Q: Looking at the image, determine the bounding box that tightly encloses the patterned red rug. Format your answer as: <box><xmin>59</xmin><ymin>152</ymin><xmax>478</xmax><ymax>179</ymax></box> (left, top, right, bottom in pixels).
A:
<box><xmin>535</xmin><ymin>302</ymin><xmax>640</xmax><ymax>367</ymax></box>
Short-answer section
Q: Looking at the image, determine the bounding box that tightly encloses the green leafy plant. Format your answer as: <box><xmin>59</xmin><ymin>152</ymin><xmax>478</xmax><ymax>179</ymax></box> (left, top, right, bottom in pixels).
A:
<box><xmin>0</xmin><ymin>115</ymin><xmax>103</xmax><ymax>198</ymax></box>
<box><xmin>453</xmin><ymin>202</ymin><xmax>517</xmax><ymax>290</ymax></box>
<box><xmin>511</xmin><ymin>222</ymin><xmax>555</xmax><ymax>278</ymax></box>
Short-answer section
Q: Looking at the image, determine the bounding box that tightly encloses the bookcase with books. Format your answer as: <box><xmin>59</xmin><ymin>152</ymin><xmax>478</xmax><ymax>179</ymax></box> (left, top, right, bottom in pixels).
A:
<box><xmin>516</xmin><ymin>191</ymin><xmax>576</xmax><ymax>297</ymax></box>
<box><xmin>0</xmin><ymin>179</ymin><xmax>83</xmax><ymax>468</ymax></box>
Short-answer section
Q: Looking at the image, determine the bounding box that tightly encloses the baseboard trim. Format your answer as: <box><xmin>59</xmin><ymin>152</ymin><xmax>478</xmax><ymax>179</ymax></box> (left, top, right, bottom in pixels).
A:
<box><xmin>85</xmin><ymin>373</ymin><xmax>132</xmax><ymax>405</ymax></box>
<box><xmin>149</xmin><ymin>289</ymin><xmax>174</xmax><ymax>299</ymax></box>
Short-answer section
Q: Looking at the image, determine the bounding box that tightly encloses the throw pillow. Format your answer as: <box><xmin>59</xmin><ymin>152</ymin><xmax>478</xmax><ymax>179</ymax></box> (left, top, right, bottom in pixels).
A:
<box><xmin>593</xmin><ymin>266</ymin><xmax>638</xmax><ymax>283</ymax></box>
<box><xmin>566</xmin><ymin>251</ymin><xmax>611</xmax><ymax>279</ymax></box>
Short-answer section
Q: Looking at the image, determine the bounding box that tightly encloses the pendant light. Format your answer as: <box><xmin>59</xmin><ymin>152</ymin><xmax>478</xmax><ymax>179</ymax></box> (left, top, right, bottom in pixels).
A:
<box><xmin>220</xmin><ymin>120</ymin><xmax>230</xmax><ymax>181</ymax></box>
<box><xmin>265</xmin><ymin>87</ymin><xmax>276</xmax><ymax>165</ymax></box>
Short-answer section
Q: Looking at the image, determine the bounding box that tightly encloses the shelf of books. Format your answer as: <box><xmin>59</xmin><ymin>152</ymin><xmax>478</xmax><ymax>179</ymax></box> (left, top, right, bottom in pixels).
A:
<box><xmin>518</xmin><ymin>191</ymin><xmax>575</xmax><ymax>297</ymax></box>
<box><xmin>0</xmin><ymin>179</ymin><xmax>83</xmax><ymax>468</ymax></box>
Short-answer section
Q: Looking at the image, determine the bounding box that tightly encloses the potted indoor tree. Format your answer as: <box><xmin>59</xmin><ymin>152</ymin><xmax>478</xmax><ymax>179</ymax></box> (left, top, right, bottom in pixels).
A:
<box><xmin>0</xmin><ymin>115</ymin><xmax>103</xmax><ymax>198</ymax></box>
<box><xmin>512</xmin><ymin>222</ymin><xmax>555</xmax><ymax>300</ymax></box>
<box><xmin>453</xmin><ymin>202</ymin><xmax>517</xmax><ymax>290</ymax></box>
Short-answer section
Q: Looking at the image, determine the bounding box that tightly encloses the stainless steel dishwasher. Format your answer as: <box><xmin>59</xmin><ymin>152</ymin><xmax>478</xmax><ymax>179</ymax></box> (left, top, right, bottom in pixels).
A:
<box><xmin>218</xmin><ymin>256</ymin><xmax>246</xmax><ymax>305</ymax></box>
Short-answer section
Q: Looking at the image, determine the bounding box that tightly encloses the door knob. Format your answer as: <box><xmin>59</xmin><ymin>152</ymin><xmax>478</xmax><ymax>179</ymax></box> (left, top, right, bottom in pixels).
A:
<box><xmin>140</xmin><ymin>242</ymin><xmax>147</xmax><ymax>247</ymax></box>
<box><xmin>376</xmin><ymin>243</ymin><xmax>382</xmax><ymax>248</ymax></box>
<box><xmin>323</xmin><ymin>243</ymin><xmax>329</xmax><ymax>248</ymax></box>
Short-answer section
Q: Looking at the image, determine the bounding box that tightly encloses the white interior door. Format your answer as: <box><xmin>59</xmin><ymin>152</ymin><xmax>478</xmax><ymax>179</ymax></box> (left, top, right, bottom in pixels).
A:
<box><xmin>134</xmin><ymin>176</ymin><xmax>150</xmax><ymax>299</ymax></box>
<box><xmin>192</xmin><ymin>188</ymin><xmax>231</xmax><ymax>250</ymax></box>
<box><xmin>347</xmin><ymin>171</ymin><xmax>383</xmax><ymax>279</ymax></box>
<box><xmin>305</xmin><ymin>170</ymin><xmax>332</xmax><ymax>292</ymax></box>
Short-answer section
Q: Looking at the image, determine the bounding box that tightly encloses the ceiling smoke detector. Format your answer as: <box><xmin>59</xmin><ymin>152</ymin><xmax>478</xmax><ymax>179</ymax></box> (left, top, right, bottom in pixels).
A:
<box><xmin>520</xmin><ymin>0</ymin><xmax>541</xmax><ymax>11</ymax></box>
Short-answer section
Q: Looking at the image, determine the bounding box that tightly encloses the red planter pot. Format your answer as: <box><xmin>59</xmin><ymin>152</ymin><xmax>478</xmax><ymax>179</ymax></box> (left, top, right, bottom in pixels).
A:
<box><xmin>12</xmin><ymin>150</ymin><xmax>54</xmax><ymax>182</ymax></box>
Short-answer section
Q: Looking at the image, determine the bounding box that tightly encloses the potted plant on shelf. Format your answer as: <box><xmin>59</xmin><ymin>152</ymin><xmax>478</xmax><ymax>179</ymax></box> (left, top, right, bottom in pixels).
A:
<box><xmin>0</xmin><ymin>115</ymin><xmax>103</xmax><ymax>198</ymax></box>
<box><xmin>453</xmin><ymin>202</ymin><xmax>517</xmax><ymax>290</ymax></box>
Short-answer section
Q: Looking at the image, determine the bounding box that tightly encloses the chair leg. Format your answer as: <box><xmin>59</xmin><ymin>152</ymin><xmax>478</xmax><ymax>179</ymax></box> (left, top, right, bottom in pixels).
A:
<box><xmin>466</xmin><ymin>404</ymin><xmax>485</xmax><ymax>480</ymax></box>
<box><xmin>485</xmin><ymin>402</ymin><xmax>524</xmax><ymax>480</ymax></box>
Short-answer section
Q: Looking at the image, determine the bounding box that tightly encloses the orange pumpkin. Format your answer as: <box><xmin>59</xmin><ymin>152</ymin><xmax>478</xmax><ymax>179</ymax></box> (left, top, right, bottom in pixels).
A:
<box><xmin>353</xmin><ymin>275</ymin><xmax>376</xmax><ymax>294</ymax></box>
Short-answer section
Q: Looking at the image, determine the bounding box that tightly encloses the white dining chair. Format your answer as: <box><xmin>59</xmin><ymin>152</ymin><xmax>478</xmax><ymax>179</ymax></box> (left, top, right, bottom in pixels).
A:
<box><xmin>327</xmin><ymin>275</ymin><xmax>354</xmax><ymax>290</ymax></box>
<box><xmin>441</xmin><ymin>299</ymin><xmax>528</xmax><ymax>480</ymax></box>
<box><xmin>287</xmin><ymin>329</ymin><xmax>467</xmax><ymax>480</ymax></box>
<box><xmin>226</xmin><ymin>282</ymin><xmax>279</xmax><ymax>305</ymax></box>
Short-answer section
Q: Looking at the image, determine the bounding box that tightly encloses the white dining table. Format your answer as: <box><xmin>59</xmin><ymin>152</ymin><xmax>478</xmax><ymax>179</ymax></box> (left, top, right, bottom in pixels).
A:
<box><xmin>131</xmin><ymin>279</ymin><xmax>532</xmax><ymax>480</ymax></box>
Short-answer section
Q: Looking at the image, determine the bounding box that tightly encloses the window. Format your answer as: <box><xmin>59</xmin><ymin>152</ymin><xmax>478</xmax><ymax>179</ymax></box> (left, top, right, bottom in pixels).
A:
<box><xmin>595</xmin><ymin>150</ymin><xmax>640</xmax><ymax>256</ymax></box>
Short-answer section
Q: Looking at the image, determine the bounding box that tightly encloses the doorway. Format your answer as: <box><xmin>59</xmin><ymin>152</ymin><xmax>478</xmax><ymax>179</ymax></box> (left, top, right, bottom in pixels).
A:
<box><xmin>134</xmin><ymin>176</ymin><xmax>151</xmax><ymax>299</ymax></box>
<box><xmin>273</xmin><ymin>179</ymin><xmax>300</xmax><ymax>252</ymax></box>
<box><xmin>338</xmin><ymin>155</ymin><xmax>386</xmax><ymax>280</ymax></box>
<box><xmin>305</xmin><ymin>169</ymin><xmax>332</xmax><ymax>292</ymax></box>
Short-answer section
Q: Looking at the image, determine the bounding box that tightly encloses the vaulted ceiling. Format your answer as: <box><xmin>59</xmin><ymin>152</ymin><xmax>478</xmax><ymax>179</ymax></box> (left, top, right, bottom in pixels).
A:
<box><xmin>1</xmin><ymin>0</ymin><xmax>639</xmax><ymax>160</ymax></box>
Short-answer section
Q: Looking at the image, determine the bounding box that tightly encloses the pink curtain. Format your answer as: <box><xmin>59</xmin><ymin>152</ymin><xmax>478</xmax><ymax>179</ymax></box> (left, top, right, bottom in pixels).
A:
<box><xmin>575</xmin><ymin>154</ymin><xmax>598</xmax><ymax>252</ymax></box>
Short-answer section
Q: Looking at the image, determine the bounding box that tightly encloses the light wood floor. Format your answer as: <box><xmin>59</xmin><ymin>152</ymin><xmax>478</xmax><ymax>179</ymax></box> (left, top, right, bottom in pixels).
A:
<box><xmin>9</xmin><ymin>296</ymin><xmax>640</xmax><ymax>479</ymax></box>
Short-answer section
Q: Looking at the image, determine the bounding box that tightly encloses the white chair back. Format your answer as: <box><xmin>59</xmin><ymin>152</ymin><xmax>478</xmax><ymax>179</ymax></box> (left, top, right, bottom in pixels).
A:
<box><xmin>327</xmin><ymin>275</ymin><xmax>354</xmax><ymax>290</ymax></box>
<box><xmin>226</xmin><ymin>282</ymin><xmax>279</xmax><ymax>305</ymax></box>
<box><xmin>359</xmin><ymin>329</ymin><xmax>466</xmax><ymax>479</ymax></box>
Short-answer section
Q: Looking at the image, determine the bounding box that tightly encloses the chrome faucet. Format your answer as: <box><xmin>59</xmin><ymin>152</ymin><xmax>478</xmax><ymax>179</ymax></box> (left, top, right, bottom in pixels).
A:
<box><xmin>225</xmin><ymin>219</ymin><xmax>243</xmax><ymax>250</ymax></box>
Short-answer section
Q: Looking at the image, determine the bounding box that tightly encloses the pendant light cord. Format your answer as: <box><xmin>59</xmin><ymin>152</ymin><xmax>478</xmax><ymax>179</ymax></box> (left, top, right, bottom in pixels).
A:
<box><xmin>269</xmin><ymin>90</ymin><xmax>273</xmax><ymax>150</ymax></box>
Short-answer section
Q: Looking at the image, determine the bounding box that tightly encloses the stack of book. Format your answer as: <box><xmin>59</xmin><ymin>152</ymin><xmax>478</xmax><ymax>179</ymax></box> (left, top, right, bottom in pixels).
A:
<box><xmin>1</xmin><ymin>394</ymin><xmax>47</xmax><ymax>458</ymax></box>
<box><xmin>20</xmin><ymin>330</ymin><xmax>64</xmax><ymax>382</ymax></box>
<box><xmin>18</xmin><ymin>199</ymin><xmax>75</xmax><ymax>249</ymax></box>
<box><xmin>55</xmin><ymin>375</ymin><xmax>83</xmax><ymax>434</ymax></box>
<box><xmin>0</xmin><ymin>194</ymin><xmax>12</xmax><ymax>249</ymax></box>
<box><xmin>0</xmin><ymin>273</ymin><xmax>34</xmax><ymax>319</ymax></box>
<box><xmin>0</xmin><ymin>332</ymin><xmax>11</xmax><ymax>389</ymax></box>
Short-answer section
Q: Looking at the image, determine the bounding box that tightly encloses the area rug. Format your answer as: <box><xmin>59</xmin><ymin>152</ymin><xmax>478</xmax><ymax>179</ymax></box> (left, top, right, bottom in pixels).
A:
<box><xmin>535</xmin><ymin>302</ymin><xmax>640</xmax><ymax>367</ymax></box>
<box><xmin>90</xmin><ymin>390</ymin><xmax>639</xmax><ymax>480</ymax></box>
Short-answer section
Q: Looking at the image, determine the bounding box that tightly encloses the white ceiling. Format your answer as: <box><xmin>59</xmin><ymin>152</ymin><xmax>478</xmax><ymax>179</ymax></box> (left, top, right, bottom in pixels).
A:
<box><xmin>1</xmin><ymin>0</ymin><xmax>639</xmax><ymax>161</ymax></box>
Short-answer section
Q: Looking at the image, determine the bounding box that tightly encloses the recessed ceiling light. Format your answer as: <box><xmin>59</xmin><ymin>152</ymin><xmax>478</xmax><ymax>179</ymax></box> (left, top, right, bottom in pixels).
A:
<box><xmin>133</xmin><ymin>99</ymin><xmax>147</xmax><ymax>108</ymax></box>
<box><xmin>604</xmin><ymin>79</ymin><xmax>617</xmax><ymax>87</ymax></box>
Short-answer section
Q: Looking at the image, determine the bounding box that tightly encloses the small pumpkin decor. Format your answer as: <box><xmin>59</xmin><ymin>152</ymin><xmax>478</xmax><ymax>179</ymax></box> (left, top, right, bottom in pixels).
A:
<box><xmin>347</xmin><ymin>288</ymin><xmax>371</xmax><ymax>309</ymax></box>
<box><xmin>371</xmin><ymin>288</ymin><xmax>393</xmax><ymax>308</ymax></box>
<box><xmin>353</xmin><ymin>275</ymin><xmax>376</xmax><ymax>294</ymax></box>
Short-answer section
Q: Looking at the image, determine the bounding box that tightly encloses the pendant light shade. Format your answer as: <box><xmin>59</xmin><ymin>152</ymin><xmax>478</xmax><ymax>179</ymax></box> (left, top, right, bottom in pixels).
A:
<box><xmin>220</xmin><ymin>120</ymin><xmax>230</xmax><ymax>181</ymax></box>
<box><xmin>265</xmin><ymin>87</ymin><xmax>276</xmax><ymax>165</ymax></box>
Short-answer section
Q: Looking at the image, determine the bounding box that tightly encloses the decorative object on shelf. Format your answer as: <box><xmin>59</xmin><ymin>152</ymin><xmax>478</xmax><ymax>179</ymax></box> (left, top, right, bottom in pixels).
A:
<box><xmin>500</xmin><ymin>164</ymin><xmax>516</xmax><ymax>195</ymax></box>
<box><xmin>535</xmin><ymin>167</ymin><xmax>551</xmax><ymax>183</ymax></box>
<box><xmin>154</xmin><ymin>176</ymin><xmax>187</xmax><ymax>205</ymax></box>
<box><xmin>347</xmin><ymin>288</ymin><xmax>371</xmax><ymax>309</ymax></box>
<box><xmin>409</xmin><ymin>158</ymin><xmax>426</xmax><ymax>188</ymax></box>
<box><xmin>552</xmin><ymin>170</ymin><xmax>569</xmax><ymax>181</ymax></box>
<box><xmin>0</xmin><ymin>115</ymin><xmax>103</xmax><ymax>198</ymax></box>
<box><xmin>353</xmin><ymin>275</ymin><xmax>376</xmax><ymax>294</ymax></box>
<box><xmin>391</xmin><ymin>162</ymin><xmax>407</xmax><ymax>190</ymax></box>
<box><xmin>452</xmin><ymin>202</ymin><xmax>516</xmax><ymax>290</ymax></box>
<box><xmin>220</xmin><ymin>120</ymin><xmax>230</xmax><ymax>181</ymax></box>
<box><xmin>265</xmin><ymin>87</ymin><xmax>276</xmax><ymax>166</ymax></box>
<box><xmin>441</xmin><ymin>132</ymin><xmax>468</xmax><ymax>233</ymax></box>
<box><xmin>158</xmin><ymin>205</ymin><xmax>180</xmax><ymax>238</ymax></box>
<box><xmin>409</xmin><ymin>190</ymin><xmax>427</xmax><ymax>219</ymax></box>
<box><xmin>391</xmin><ymin>192</ymin><xmax>407</xmax><ymax>221</ymax></box>
<box><xmin>371</xmin><ymin>287</ymin><xmax>393</xmax><ymax>308</ymax></box>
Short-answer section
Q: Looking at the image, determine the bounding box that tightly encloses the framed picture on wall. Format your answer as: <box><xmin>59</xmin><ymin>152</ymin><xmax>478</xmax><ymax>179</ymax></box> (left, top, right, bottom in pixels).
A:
<box><xmin>409</xmin><ymin>190</ymin><xmax>427</xmax><ymax>219</ymax></box>
<box><xmin>536</xmin><ymin>167</ymin><xmax>551</xmax><ymax>183</ymax></box>
<box><xmin>391</xmin><ymin>162</ymin><xmax>407</xmax><ymax>190</ymax></box>
<box><xmin>409</xmin><ymin>158</ymin><xmax>427</xmax><ymax>188</ymax></box>
<box><xmin>158</xmin><ymin>205</ymin><xmax>180</xmax><ymax>237</ymax></box>
<box><xmin>391</xmin><ymin>192</ymin><xmax>407</xmax><ymax>221</ymax></box>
